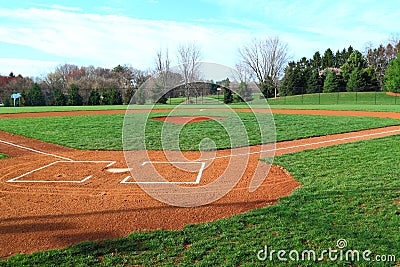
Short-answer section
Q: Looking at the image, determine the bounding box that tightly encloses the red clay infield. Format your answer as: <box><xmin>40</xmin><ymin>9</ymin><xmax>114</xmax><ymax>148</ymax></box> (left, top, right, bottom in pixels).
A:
<box><xmin>0</xmin><ymin>109</ymin><xmax>399</xmax><ymax>258</ymax></box>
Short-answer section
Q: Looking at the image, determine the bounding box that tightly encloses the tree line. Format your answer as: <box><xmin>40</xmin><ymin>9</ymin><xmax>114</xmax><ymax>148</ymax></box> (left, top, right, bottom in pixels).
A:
<box><xmin>280</xmin><ymin>40</ymin><xmax>400</xmax><ymax>96</ymax></box>
<box><xmin>1</xmin><ymin>35</ymin><xmax>400</xmax><ymax>106</ymax></box>
<box><xmin>1</xmin><ymin>64</ymin><xmax>148</xmax><ymax>106</ymax></box>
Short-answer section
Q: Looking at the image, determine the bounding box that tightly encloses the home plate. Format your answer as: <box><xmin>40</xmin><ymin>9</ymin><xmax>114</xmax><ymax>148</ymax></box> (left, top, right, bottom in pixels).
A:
<box><xmin>107</xmin><ymin>168</ymin><xmax>132</xmax><ymax>173</ymax></box>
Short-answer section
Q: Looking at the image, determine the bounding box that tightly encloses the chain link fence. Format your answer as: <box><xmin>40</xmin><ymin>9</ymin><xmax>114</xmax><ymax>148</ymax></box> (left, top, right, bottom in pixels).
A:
<box><xmin>1</xmin><ymin>86</ymin><xmax>399</xmax><ymax>107</ymax></box>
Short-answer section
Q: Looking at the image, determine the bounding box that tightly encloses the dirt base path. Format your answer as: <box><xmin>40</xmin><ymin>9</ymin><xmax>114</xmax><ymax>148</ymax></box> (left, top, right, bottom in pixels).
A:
<box><xmin>0</xmin><ymin>109</ymin><xmax>399</xmax><ymax>258</ymax></box>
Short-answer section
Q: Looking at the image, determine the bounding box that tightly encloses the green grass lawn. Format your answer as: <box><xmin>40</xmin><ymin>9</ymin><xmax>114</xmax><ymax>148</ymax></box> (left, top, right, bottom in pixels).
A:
<box><xmin>2</xmin><ymin>136</ymin><xmax>398</xmax><ymax>266</ymax></box>
<box><xmin>0</xmin><ymin>153</ymin><xmax>7</xmax><ymax>159</ymax></box>
<box><xmin>0</xmin><ymin>105</ymin><xmax>129</xmax><ymax>114</ymax></box>
<box><xmin>269</xmin><ymin>104</ymin><xmax>400</xmax><ymax>112</ymax></box>
<box><xmin>267</xmin><ymin>92</ymin><xmax>400</xmax><ymax>106</ymax></box>
<box><xmin>1</xmin><ymin>92</ymin><xmax>400</xmax><ymax>114</ymax></box>
<box><xmin>0</xmin><ymin>112</ymin><xmax>399</xmax><ymax>150</ymax></box>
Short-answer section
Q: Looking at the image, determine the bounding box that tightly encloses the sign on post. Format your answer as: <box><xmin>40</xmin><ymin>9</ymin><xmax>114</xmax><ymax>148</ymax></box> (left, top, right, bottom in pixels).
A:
<box><xmin>11</xmin><ymin>93</ymin><xmax>21</xmax><ymax>107</ymax></box>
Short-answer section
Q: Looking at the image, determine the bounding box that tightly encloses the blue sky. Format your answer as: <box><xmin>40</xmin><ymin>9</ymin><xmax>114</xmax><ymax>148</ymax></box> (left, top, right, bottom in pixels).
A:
<box><xmin>0</xmin><ymin>0</ymin><xmax>399</xmax><ymax>77</ymax></box>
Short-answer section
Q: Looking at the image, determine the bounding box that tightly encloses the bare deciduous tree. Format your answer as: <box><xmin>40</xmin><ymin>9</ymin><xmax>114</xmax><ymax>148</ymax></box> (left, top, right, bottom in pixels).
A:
<box><xmin>235</xmin><ymin>62</ymin><xmax>253</xmax><ymax>84</ymax></box>
<box><xmin>239</xmin><ymin>36</ymin><xmax>289</xmax><ymax>98</ymax></box>
<box><xmin>176</xmin><ymin>43</ymin><xmax>201</xmax><ymax>102</ymax></box>
<box><xmin>154</xmin><ymin>48</ymin><xmax>172</xmax><ymax>89</ymax></box>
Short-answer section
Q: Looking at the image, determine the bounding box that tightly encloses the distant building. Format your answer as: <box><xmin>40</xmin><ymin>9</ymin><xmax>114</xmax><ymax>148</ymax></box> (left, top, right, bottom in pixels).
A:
<box><xmin>319</xmin><ymin>67</ymin><xmax>341</xmax><ymax>76</ymax></box>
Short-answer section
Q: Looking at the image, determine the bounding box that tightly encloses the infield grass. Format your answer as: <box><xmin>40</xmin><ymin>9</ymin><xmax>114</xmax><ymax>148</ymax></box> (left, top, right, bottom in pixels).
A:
<box><xmin>2</xmin><ymin>135</ymin><xmax>398</xmax><ymax>266</ymax></box>
<box><xmin>0</xmin><ymin>112</ymin><xmax>399</xmax><ymax>150</ymax></box>
<box><xmin>0</xmin><ymin>153</ymin><xmax>7</xmax><ymax>159</ymax></box>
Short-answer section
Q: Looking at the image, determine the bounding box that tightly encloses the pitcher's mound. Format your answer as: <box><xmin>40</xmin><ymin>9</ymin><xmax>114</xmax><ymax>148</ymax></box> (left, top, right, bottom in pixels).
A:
<box><xmin>152</xmin><ymin>116</ymin><xmax>226</xmax><ymax>124</ymax></box>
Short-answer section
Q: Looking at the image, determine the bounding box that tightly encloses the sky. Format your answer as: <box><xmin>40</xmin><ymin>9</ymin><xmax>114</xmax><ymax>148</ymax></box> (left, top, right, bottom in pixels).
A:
<box><xmin>0</xmin><ymin>0</ymin><xmax>399</xmax><ymax>77</ymax></box>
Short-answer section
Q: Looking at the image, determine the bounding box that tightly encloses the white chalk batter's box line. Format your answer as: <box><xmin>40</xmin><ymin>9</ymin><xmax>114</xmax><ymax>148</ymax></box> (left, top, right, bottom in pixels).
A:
<box><xmin>120</xmin><ymin>161</ymin><xmax>206</xmax><ymax>184</ymax></box>
<box><xmin>7</xmin><ymin>160</ymin><xmax>116</xmax><ymax>183</ymax></box>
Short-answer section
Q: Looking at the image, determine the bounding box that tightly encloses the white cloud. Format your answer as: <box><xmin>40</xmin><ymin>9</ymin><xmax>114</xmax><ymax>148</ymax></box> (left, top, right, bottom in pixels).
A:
<box><xmin>0</xmin><ymin>7</ymin><xmax>256</xmax><ymax>75</ymax></box>
<box><xmin>0</xmin><ymin>58</ymin><xmax>59</xmax><ymax>77</ymax></box>
<box><xmin>32</xmin><ymin>3</ymin><xmax>82</xmax><ymax>12</ymax></box>
<box><xmin>0</xmin><ymin>1</ymin><xmax>399</xmax><ymax>77</ymax></box>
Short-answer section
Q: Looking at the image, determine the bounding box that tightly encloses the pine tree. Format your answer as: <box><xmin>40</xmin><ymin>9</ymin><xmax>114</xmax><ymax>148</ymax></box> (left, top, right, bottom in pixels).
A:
<box><xmin>26</xmin><ymin>83</ymin><xmax>45</xmax><ymax>106</ymax></box>
<box><xmin>322</xmin><ymin>48</ymin><xmax>335</xmax><ymax>69</ymax></box>
<box><xmin>67</xmin><ymin>84</ymin><xmax>83</xmax><ymax>106</ymax></box>
<box><xmin>323</xmin><ymin>71</ymin><xmax>339</xmax><ymax>92</ymax></box>
<box><xmin>347</xmin><ymin>68</ymin><xmax>366</xmax><ymax>92</ymax></box>
<box><xmin>108</xmin><ymin>88</ymin><xmax>123</xmax><ymax>105</ymax></box>
<box><xmin>53</xmin><ymin>88</ymin><xmax>67</xmax><ymax>106</ymax></box>
<box><xmin>383</xmin><ymin>56</ymin><xmax>400</xmax><ymax>93</ymax></box>
<box><xmin>88</xmin><ymin>89</ymin><xmax>100</xmax><ymax>105</ymax></box>
<box><xmin>307</xmin><ymin>70</ymin><xmax>323</xmax><ymax>93</ymax></box>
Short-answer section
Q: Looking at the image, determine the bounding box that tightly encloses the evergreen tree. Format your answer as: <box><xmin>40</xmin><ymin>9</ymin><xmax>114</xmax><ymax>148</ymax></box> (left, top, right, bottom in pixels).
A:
<box><xmin>280</xmin><ymin>62</ymin><xmax>306</xmax><ymax>95</ymax></box>
<box><xmin>322</xmin><ymin>48</ymin><xmax>335</xmax><ymax>69</ymax></box>
<box><xmin>100</xmin><ymin>89</ymin><xmax>109</xmax><ymax>105</ymax></box>
<box><xmin>347</xmin><ymin>68</ymin><xmax>366</xmax><ymax>91</ymax></box>
<box><xmin>323</xmin><ymin>71</ymin><xmax>340</xmax><ymax>92</ymax></box>
<box><xmin>363</xmin><ymin>67</ymin><xmax>378</xmax><ymax>90</ymax></box>
<box><xmin>223</xmin><ymin>87</ymin><xmax>233</xmax><ymax>104</ymax></box>
<box><xmin>306</xmin><ymin>70</ymin><xmax>323</xmax><ymax>93</ymax></box>
<box><xmin>383</xmin><ymin>56</ymin><xmax>400</xmax><ymax>93</ymax></box>
<box><xmin>310</xmin><ymin>51</ymin><xmax>322</xmax><ymax>71</ymax></box>
<box><xmin>108</xmin><ymin>88</ymin><xmax>123</xmax><ymax>105</ymax></box>
<box><xmin>53</xmin><ymin>88</ymin><xmax>66</xmax><ymax>106</ymax></box>
<box><xmin>26</xmin><ymin>83</ymin><xmax>45</xmax><ymax>106</ymax></box>
<box><xmin>67</xmin><ymin>84</ymin><xmax>83</xmax><ymax>106</ymax></box>
<box><xmin>342</xmin><ymin>50</ymin><xmax>367</xmax><ymax>86</ymax></box>
<box><xmin>334</xmin><ymin>50</ymin><xmax>342</xmax><ymax>68</ymax></box>
<box><xmin>88</xmin><ymin>89</ymin><xmax>100</xmax><ymax>105</ymax></box>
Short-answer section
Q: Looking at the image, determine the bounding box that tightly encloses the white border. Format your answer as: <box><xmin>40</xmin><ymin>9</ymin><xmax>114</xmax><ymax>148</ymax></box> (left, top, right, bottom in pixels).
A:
<box><xmin>7</xmin><ymin>160</ymin><xmax>116</xmax><ymax>183</ymax></box>
<box><xmin>0</xmin><ymin>139</ymin><xmax>73</xmax><ymax>161</ymax></box>
<box><xmin>197</xmin><ymin>129</ymin><xmax>400</xmax><ymax>161</ymax></box>
<box><xmin>120</xmin><ymin>161</ymin><xmax>206</xmax><ymax>184</ymax></box>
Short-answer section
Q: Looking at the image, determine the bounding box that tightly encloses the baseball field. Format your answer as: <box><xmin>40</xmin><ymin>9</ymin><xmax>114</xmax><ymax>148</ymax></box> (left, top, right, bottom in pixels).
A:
<box><xmin>0</xmin><ymin>104</ymin><xmax>399</xmax><ymax>266</ymax></box>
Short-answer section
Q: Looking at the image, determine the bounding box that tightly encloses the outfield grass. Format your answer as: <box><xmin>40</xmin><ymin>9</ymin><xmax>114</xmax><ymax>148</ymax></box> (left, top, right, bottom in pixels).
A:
<box><xmin>0</xmin><ymin>105</ymin><xmax>130</xmax><ymax>114</ymax></box>
<box><xmin>1</xmin><ymin>93</ymin><xmax>400</xmax><ymax>114</ymax></box>
<box><xmin>267</xmin><ymin>92</ymin><xmax>400</xmax><ymax>105</ymax></box>
<box><xmin>2</xmin><ymin>136</ymin><xmax>398</xmax><ymax>266</ymax></box>
<box><xmin>269</xmin><ymin>104</ymin><xmax>400</xmax><ymax>112</ymax></box>
<box><xmin>0</xmin><ymin>113</ymin><xmax>399</xmax><ymax>150</ymax></box>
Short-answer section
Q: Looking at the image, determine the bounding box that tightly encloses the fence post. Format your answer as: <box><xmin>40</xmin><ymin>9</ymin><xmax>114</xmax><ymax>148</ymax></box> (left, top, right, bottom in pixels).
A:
<box><xmin>336</xmin><ymin>91</ymin><xmax>339</xmax><ymax>104</ymax></box>
<box><xmin>374</xmin><ymin>90</ymin><xmax>377</xmax><ymax>105</ymax></box>
<box><xmin>318</xmin><ymin>92</ymin><xmax>321</xmax><ymax>105</ymax></box>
